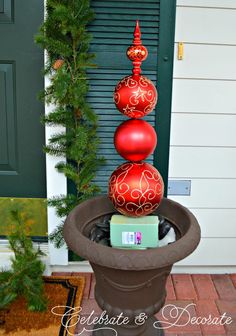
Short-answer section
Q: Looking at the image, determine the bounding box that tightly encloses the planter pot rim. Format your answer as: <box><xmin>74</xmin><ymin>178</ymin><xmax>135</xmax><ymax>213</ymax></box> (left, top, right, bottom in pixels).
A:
<box><xmin>64</xmin><ymin>195</ymin><xmax>201</xmax><ymax>270</ymax></box>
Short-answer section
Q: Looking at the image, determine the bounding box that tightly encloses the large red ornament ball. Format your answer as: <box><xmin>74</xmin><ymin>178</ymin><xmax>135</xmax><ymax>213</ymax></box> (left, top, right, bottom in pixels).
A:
<box><xmin>114</xmin><ymin>119</ymin><xmax>157</xmax><ymax>161</ymax></box>
<box><xmin>113</xmin><ymin>75</ymin><xmax>158</xmax><ymax>118</ymax></box>
<box><xmin>108</xmin><ymin>162</ymin><xmax>164</xmax><ymax>217</ymax></box>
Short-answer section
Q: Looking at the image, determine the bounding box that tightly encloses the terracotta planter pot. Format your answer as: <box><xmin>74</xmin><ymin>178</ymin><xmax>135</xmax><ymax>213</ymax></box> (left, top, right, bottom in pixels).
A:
<box><xmin>64</xmin><ymin>195</ymin><xmax>201</xmax><ymax>336</ymax></box>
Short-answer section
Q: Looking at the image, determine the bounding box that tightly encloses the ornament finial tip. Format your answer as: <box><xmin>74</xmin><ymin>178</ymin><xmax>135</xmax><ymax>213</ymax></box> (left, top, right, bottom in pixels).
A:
<box><xmin>126</xmin><ymin>20</ymin><xmax>148</xmax><ymax>75</ymax></box>
<box><xmin>133</xmin><ymin>20</ymin><xmax>141</xmax><ymax>46</ymax></box>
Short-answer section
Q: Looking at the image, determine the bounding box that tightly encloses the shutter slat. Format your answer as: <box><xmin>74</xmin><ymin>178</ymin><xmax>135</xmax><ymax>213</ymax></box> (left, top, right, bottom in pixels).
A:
<box><xmin>90</xmin><ymin>14</ymin><xmax>159</xmax><ymax>21</ymax></box>
<box><xmin>93</xmin><ymin>7</ymin><xmax>159</xmax><ymax>15</ymax></box>
<box><xmin>87</xmin><ymin>69</ymin><xmax>157</xmax><ymax>75</ymax></box>
<box><xmin>89</xmin><ymin>26</ymin><xmax>159</xmax><ymax>33</ymax></box>
<box><xmin>89</xmin><ymin>32</ymin><xmax>158</xmax><ymax>40</ymax></box>
<box><xmin>98</xmin><ymin>121</ymin><xmax>155</xmax><ymax>128</ymax></box>
<box><xmin>91</xmin><ymin>38</ymin><xmax>158</xmax><ymax>46</ymax></box>
<box><xmin>92</xmin><ymin>1</ymin><xmax>159</xmax><ymax>9</ymax></box>
<box><xmin>90</xmin><ymin>20</ymin><xmax>159</xmax><ymax>28</ymax></box>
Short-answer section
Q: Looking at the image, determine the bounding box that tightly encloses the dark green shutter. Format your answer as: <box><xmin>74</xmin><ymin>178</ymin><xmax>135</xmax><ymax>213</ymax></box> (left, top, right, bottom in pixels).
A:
<box><xmin>89</xmin><ymin>0</ymin><xmax>176</xmax><ymax>195</ymax></box>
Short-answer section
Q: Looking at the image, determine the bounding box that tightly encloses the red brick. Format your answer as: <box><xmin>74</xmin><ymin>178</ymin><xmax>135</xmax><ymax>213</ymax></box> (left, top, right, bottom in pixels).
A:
<box><xmin>195</xmin><ymin>300</ymin><xmax>226</xmax><ymax>335</ymax></box>
<box><xmin>156</xmin><ymin>300</ymin><xmax>201</xmax><ymax>334</ymax></box>
<box><xmin>72</xmin><ymin>272</ymin><xmax>92</xmax><ymax>299</ymax></box>
<box><xmin>192</xmin><ymin>274</ymin><xmax>218</xmax><ymax>300</ymax></box>
<box><xmin>89</xmin><ymin>273</ymin><xmax>96</xmax><ymax>299</ymax></box>
<box><xmin>80</xmin><ymin>299</ymin><xmax>102</xmax><ymax>315</ymax></box>
<box><xmin>166</xmin><ymin>275</ymin><xmax>176</xmax><ymax>300</ymax></box>
<box><xmin>51</xmin><ymin>272</ymin><xmax>72</xmax><ymax>276</ymax></box>
<box><xmin>172</xmin><ymin>274</ymin><xmax>197</xmax><ymax>300</ymax></box>
<box><xmin>216</xmin><ymin>300</ymin><xmax>236</xmax><ymax>334</ymax></box>
<box><xmin>75</xmin><ymin>314</ymin><xmax>95</xmax><ymax>336</ymax></box>
<box><xmin>176</xmin><ymin>334</ymin><xmax>202</xmax><ymax>336</ymax></box>
<box><xmin>211</xmin><ymin>275</ymin><xmax>236</xmax><ymax>300</ymax></box>
<box><xmin>230</xmin><ymin>274</ymin><xmax>236</xmax><ymax>288</ymax></box>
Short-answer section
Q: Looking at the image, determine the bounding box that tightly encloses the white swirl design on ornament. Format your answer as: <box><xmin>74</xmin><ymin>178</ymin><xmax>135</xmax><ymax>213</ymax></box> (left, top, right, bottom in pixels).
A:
<box><xmin>125</xmin><ymin>76</ymin><xmax>138</xmax><ymax>89</ymax></box>
<box><xmin>125</xmin><ymin>108</ymin><xmax>146</xmax><ymax>118</ymax></box>
<box><xmin>109</xmin><ymin>163</ymin><xmax>133</xmax><ymax>207</ymax></box>
<box><xmin>124</xmin><ymin>77</ymin><xmax>138</xmax><ymax>88</ymax></box>
<box><xmin>113</xmin><ymin>92</ymin><xmax>120</xmax><ymax>104</ymax></box>
<box><xmin>139</xmin><ymin>76</ymin><xmax>150</xmax><ymax>87</ymax></box>
<box><xmin>122</xmin><ymin>105</ymin><xmax>136</xmax><ymax>116</ymax></box>
<box><xmin>116</xmin><ymin>76</ymin><xmax>138</xmax><ymax>91</ymax></box>
<box><xmin>125</xmin><ymin>169</ymin><xmax>162</xmax><ymax>216</ymax></box>
<box><xmin>144</xmin><ymin>98</ymin><xmax>157</xmax><ymax>114</ymax></box>
<box><xmin>145</xmin><ymin>90</ymin><xmax>155</xmax><ymax>102</ymax></box>
<box><xmin>129</xmin><ymin>87</ymin><xmax>147</xmax><ymax>105</ymax></box>
<box><xmin>127</xmin><ymin>88</ymin><xmax>156</xmax><ymax>114</ymax></box>
<box><xmin>109</xmin><ymin>163</ymin><xmax>163</xmax><ymax>217</ymax></box>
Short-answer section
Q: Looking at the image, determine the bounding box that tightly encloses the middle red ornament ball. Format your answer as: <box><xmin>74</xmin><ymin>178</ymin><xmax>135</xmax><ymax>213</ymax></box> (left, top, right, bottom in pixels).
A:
<box><xmin>114</xmin><ymin>119</ymin><xmax>157</xmax><ymax>162</ymax></box>
<box><xmin>109</xmin><ymin>162</ymin><xmax>164</xmax><ymax>217</ymax></box>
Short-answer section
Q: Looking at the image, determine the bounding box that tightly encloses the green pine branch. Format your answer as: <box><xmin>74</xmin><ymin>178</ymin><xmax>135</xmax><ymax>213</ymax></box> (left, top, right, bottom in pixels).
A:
<box><xmin>0</xmin><ymin>210</ymin><xmax>47</xmax><ymax>311</ymax></box>
<box><xmin>35</xmin><ymin>0</ymin><xmax>105</xmax><ymax>247</ymax></box>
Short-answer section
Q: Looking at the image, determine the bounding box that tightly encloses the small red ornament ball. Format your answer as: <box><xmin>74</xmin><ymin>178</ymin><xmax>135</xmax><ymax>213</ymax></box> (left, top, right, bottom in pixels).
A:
<box><xmin>109</xmin><ymin>162</ymin><xmax>164</xmax><ymax>217</ymax></box>
<box><xmin>113</xmin><ymin>75</ymin><xmax>158</xmax><ymax>118</ymax></box>
<box><xmin>114</xmin><ymin>119</ymin><xmax>157</xmax><ymax>161</ymax></box>
<box><xmin>126</xmin><ymin>45</ymin><xmax>148</xmax><ymax>62</ymax></box>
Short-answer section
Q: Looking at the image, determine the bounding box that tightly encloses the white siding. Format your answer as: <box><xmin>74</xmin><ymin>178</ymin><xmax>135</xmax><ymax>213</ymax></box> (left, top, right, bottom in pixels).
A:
<box><xmin>177</xmin><ymin>0</ymin><xmax>236</xmax><ymax>9</ymax></box>
<box><xmin>176</xmin><ymin>238</ymin><xmax>236</xmax><ymax>266</ymax></box>
<box><xmin>170</xmin><ymin>0</ymin><xmax>236</xmax><ymax>267</ymax></box>
<box><xmin>175</xmin><ymin>7</ymin><xmax>236</xmax><ymax>45</ymax></box>
<box><xmin>172</xmin><ymin>79</ymin><xmax>236</xmax><ymax>114</ymax></box>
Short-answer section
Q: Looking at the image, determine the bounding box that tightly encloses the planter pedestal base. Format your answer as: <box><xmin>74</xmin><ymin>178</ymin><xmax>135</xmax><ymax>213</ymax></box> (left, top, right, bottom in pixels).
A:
<box><xmin>93</xmin><ymin>317</ymin><xmax>164</xmax><ymax>336</ymax></box>
<box><xmin>64</xmin><ymin>196</ymin><xmax>201</xmax><ymax>336</ymax></box>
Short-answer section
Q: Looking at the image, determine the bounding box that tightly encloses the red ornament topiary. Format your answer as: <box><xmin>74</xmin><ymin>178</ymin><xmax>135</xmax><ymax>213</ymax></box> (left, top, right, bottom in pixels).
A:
<box><xmin>114</xmin><ymin>119</ymin><xmax>157</xmax><ymax>161</ymax></box>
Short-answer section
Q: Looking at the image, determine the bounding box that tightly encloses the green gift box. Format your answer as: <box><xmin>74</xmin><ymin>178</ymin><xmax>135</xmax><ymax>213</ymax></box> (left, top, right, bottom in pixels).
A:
<box><xmin>110</xmin><ymin>215</ymin><xmax>159</xmax><ymax>249</ymax></box>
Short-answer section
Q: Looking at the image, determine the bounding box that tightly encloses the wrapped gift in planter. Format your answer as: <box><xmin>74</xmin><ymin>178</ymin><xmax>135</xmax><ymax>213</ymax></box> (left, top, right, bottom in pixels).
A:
<box><xmin>110</xmin><ymin>214</ymin><xmax>159</xmax><ymax>249</ymax></box>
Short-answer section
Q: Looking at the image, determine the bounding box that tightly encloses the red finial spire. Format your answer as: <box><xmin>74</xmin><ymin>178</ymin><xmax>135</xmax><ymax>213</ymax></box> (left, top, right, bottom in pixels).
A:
<box><xmin>127</xmin><ymin>21</ymin><xmax>148</xmax><ymax>76</ymax></box>
<box><xmin>133</xmin><ymin>20</ymin><xmax>141</xmax><ymax>46</ymax></box>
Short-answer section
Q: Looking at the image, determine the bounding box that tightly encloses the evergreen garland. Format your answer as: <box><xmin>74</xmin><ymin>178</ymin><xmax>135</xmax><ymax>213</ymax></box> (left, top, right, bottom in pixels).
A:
<box><xmin>0</xmin><ymin>210</ymin><xmax>47</xmax><ymax>311</ymax></box>
<box><xmin>35</xmin><ymin>0</ymin><xmax>104</xmax><ymax>247</ymax></box>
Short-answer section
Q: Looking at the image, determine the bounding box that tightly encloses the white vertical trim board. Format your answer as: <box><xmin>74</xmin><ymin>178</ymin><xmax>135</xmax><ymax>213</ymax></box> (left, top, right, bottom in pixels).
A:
<box><xmin>44</xmin><ymin>65</ymin><xmax>68</xmax><ymax>265</ymax></box>
<box><xmin>171</xmin><ymin>1</ymin><xmax>236</xmax><ymax>267</ymax></box>
<box><xmin>43</xmin><ymin>0</ymin><xmax>68</xmax><ymax>266</ymax></box>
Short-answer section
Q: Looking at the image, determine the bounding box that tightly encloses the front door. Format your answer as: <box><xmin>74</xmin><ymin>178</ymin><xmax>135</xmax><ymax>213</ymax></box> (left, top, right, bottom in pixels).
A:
<box><xmin>0</xmin><ymin>0</ymin><xmax>45</xmax><ymax>198</ymax></box>
<box><xmin>0</xmin><ymin>1</ymin><xmax>46</xmax><ymax>239</ymax></box>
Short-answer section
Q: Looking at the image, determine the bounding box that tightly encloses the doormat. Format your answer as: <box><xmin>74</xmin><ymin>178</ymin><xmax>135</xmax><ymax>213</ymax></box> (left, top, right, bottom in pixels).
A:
<box><xmin>0</xmin><ymin>275</ymin><xmax>85</xmax><ymax>336</ymax></box>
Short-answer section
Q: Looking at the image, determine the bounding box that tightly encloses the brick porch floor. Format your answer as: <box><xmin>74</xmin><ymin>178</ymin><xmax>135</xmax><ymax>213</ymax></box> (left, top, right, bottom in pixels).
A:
<box><xmin>53</xmin><ymin>272</ymin><xmax>236</xmax><ymax>335</ymax></box>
